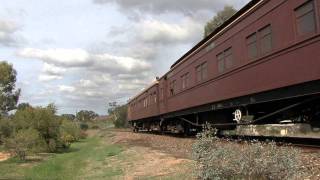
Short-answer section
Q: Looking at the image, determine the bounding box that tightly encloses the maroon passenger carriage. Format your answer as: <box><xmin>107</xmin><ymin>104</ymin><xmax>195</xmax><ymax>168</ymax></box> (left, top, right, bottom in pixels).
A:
<box><xmin>127</xmin><ymin>0</ymin><xmax>320</xmax><ymax>134</ymax></box>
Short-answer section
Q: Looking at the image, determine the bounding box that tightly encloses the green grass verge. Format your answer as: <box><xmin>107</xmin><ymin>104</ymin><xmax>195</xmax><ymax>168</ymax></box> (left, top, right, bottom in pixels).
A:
<box><xmin>0</xmin><ymin>145</ymin><xmax>4</xmax><ymax>151</ymax></box>
<box><xmin>0</xmin><ymin>133</ymin><xmax>123</xmax><ymax>180</ymax></box>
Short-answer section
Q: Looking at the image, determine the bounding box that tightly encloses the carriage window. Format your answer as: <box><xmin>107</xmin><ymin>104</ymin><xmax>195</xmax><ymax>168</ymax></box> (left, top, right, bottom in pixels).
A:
<box><xmin>196</xmin><ymin>65</ymin><xmax>202</xmax><ymax>82</ymax></box>
<box><xmin>149</xmin><ymin>94</ymin><xmax>152</xmax><ymax>105</ymax></box>
<box><xmin>217</xmin><ymin>53</ymin><xmax>224</xmax><ymax>73</ymax></box>
<box><xmin>295</xmin><ymin>0</ymin><xmax>316</xmax><ymax>36</ymax></box>
<box><xmin>146</xmin><ymin>97</ymin><xmax>148</xmax><ymax>107</ymax></box>
<box><xmin>160</xmin><ymin>88</ymin><xmax>164</xmax><ymax>100</ymax></box>
<box><xmin>259</xmin><ymin>25</ymin><xmax>272</xmax><ymax>54</ymax></box>
<box><xmin>217</xmin><ymin>47</ymin><xmax>233</xmax><ymax>73</ymax></box>
<box><xmin>169</xmin><ymin>80</ymin><xmax>177</xmax><ymax>96</ymax></box>
<box><xmin>181</xmin><ymin>73</ymin><xmax>190</xmax><ymax>90</ymax></box>
<box><xmin>201</xmin><ymin>62</ymin><xmax>208</xmax><ymax>80</ymax></box>
<box><xmin>196</xmin><ymin>62</ymin><xmax>208</xmax><ymax>82</ymax></box>
<box><xmin>246</xmin><ymin>33</ymin><xmax>258</xmax><ymax>59</ymax></box>
<box><xmin>224</xmin><ymin>48</ymin><xmax>233</xmax><ymax>69</ymax></box>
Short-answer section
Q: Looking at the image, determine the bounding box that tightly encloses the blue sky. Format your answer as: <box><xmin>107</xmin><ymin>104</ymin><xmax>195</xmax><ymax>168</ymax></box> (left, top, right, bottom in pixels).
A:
<box><xmin>0</xmin><ymin>0</ymin><xmax>249</xmax><ymax>115</ymax></box>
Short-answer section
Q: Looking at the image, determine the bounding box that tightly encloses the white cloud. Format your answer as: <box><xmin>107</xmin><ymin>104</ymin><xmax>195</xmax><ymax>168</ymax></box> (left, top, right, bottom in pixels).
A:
<box><xmin>92</xmin><ymin>53</ymin><xmax>151</xmax><ymax>73</ymax></box>
<box><xmin>42</xmin><ymin>63</ymin><xmax>66</xmax><ymax>75</ymax></box>
<box><xmin>17</xmin><ymin>48</ymin><xmax>90</xmax><ymax>67</ymax></box>
<box><xmin>38</xmin><ymin>74</ymin><xmax>63</xmax><ymax>82</ymax></box>
<box><xmin>58</xmin><ymin>85</ymin><xmax>76</xmax><ymax>93</ymax></box>
<box><xmin>18</xmin><ymin>47</ymin><xmax>153</xmax><ymax>81</ymax></box>
<box><xmin>17</xmin><ymin>46</ymin><xmax>155</xmax><ymax>107</ymax></box>
<box><xmin>79</xmin><ymin>79</ymin><xmax>98</xmax><ymax>88</ymax></box>
<box><xmin>136</xmin><ymin>19</ymin><xmax>202</xmax><ymax>45</ymax></box>
<box><xmin>0</xmin><ymin>19</ymin><xmax>20</xmax><ymax>46</ymax></box>
<box><xmin>94</xmin><ymin>0</ymin><xmax>249</xmax><ymax>16</ymax></box>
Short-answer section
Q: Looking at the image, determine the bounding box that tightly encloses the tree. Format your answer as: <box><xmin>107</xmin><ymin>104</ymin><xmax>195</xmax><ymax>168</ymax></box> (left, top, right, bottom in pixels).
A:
<box><xmin>61</xmin><ymin>114</ymin><xmax>76</xmax><ymax>121</ymax></box>
<box><xmin>4</xmin><ymin>128</ymin><xmax>46</xmax><ymax>161</ymax></box>
<box><xmin>76</xmin><ymin>110</ymin><xmax>98</xmax><ymax>122</ymax></box>
<box><xmin>204</xmin><ymin>6</ymin><xmax>237</xmax><ymax>38</ymax></box>
<box><xmin>59</xmin><ymin>119</ymin><xmax>81</xmax><ymax>148</ymax></box>
<box><xmin>109</xmin><ymin>104</ymin><xmax>128</xmax><ymax>128</ymax></box>
<box><xmin>47</xmin><ymin>103</ymin><xmax>57</xmax><ymax>114</ymax></box>
<box><xmin>0</xmin><ymin>61</ymin><xmax>20</xmax><ymax>116</ymax></box>
<box><xmin>13</xmin><ymin>105</ymin><xmax>62</xmax><ymax>152</ymax></box>
<box><xmin>17</xmin><ymin>103</ymin><xmax>32</xmax><ymax>111</ymax></box>
<box><xmin>0</xmin><ymin>118</ymin><xmax>13</xmax><ymax>143</ymax></box>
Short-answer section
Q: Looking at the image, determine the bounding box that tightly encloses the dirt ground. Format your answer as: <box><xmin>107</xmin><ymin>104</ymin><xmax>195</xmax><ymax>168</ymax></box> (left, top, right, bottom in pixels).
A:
<box><xmin>109</xmin><ymin>129</ymin><xmax>320</xmax><ymax>180</ymax></box>
<box><xmin>108</xmin><ymin>130</ymin><xmax>195</xmax><ymax>179</ymax></box>
<box><xmin>300</xmin><ymin>148</ymin><xmax>320</xmax><ymax>179</ymax></box>
<box><xmin>0</xmin><ymin>152</ymin><xmax>10</xmax><ymax>162</ymax></box>
<box><xmin>111</xmin><ymin>130</ymin><xmax>195</xmax><ymax>159</ymax></box>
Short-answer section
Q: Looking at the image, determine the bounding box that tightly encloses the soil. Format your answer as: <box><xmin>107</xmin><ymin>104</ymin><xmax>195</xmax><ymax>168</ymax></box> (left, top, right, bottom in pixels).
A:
<box><xmin>299</xmin><ymin>147</ymin><xmax>320</xmax><ymax>179</ymax></box>
<box><xmin>111</xmin><ymin>130</ymin><xmax>195</xmax><ymax>159</ymax></box>
<box><xmin>109</xmin><ymin>130</ymin><xmax>195</xmax><ymax>179</ymax></box>
<box><xmin>0</xmin><ymin>152</ymin><xmax>10</xmax><ymax>162</ymax></box>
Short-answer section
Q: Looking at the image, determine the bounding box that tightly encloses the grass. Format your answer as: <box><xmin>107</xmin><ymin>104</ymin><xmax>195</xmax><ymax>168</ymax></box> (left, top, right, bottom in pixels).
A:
<box><xmin>87</xmin><ymin>120</ymin><xmax>114</xmax><ymax>130</ymax></box>
<box><xmin>0</xmin><ymin>132</ymin><xmax>124</xmax><ymax>180</ymax></box>
<box><xmin>0</xmin><ymin>145</ymin><xmax>4</xmax><ymax>151</ymax></box>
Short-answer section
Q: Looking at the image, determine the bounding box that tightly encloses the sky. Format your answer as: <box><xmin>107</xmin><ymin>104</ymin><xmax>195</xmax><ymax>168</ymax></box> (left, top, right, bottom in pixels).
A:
<box><xmin>0</xmin><ymin>0</ymin><xmax>250</xmax><ymax>115</ymax></box>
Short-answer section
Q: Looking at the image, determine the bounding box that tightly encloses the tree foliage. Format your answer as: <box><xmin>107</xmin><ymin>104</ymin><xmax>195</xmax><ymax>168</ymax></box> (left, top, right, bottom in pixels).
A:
<box><xmin>61</xmin><ymin>114</ymin><xmax>76</xmax><ymax>121</ymax></box>
<box><xmin>204</xmin><ymin>6</ymin><xmax>237</xmax><ymax>38</ymax></box>
<box><xmin>109</xmin><ymin>104</ymin><xmax>128</xmax><ymax>128</ymax></box>
<box><xmin>12</xmin><ymin>105</ymin><xmax>62</xmax><ymax>152</ymax></box>
<box><xmin>0</xmin><ymin>118</ymin><xmax>13</xmax><ymax>143</ymax></box>
<box><xmin>17</xmin><ymin>103</ymin><xmax>32</xmax><ymax>111</ymax></box>
<box><xmin>6</xmin><ymin>104</ymin><xmax>82</xmax><ymax>155</ymax></box>
<box><xmin>59</xmin><ymin>119</ymin><xmax>81</xmax><ymax>148</ymax></box>
<box><xmin>4</xmin><ymin>128</ymin><xmax>46</xmax><ymax>161</ymax></box>
<box><xmin>76</xmin><ymin>110</ymin><xmax>98</xmax><ymax>122</ymax></box>
<box><xmin>0</xmin><ymin>61</ymin><xmax>21</xmax><ymax>116</ymax></box>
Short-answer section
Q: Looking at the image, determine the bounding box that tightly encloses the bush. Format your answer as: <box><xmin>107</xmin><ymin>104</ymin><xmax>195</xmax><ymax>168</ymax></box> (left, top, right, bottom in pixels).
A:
<box><xmin>76</xmin><ymin>110</ymin><xmax>98</xmax><ymax>122</ymax></box>
<box><xmin>0</xmin><ymin>118</ymin><xmax>13</xmax><ymax>143</ymax></box>
<box><xmin>1</xmin><ymin>103</ymin><xmax>86</xmax><ymax>158</ymax></box>
<box><xmin>4</xmin><ymin>128</ymin><xmax>46</xmax><ymax>161</ymax></box>
<box><xmin>192</xmin><ymin>126</ymin><xmax>304</xmax><ymax>180</ymax></box>
<box><xmin>80</xmin><ymin>123</ymin><xmax>89</xmax><ymax>130</ymax></box>
<box><xmin>11</xmin><ymin>104</ymin><xmax>82</xmax><ymax>153</ymax></box>
<box><xmin>109</xmin><ymin>105</ymin><xmax>128</xmax><ymax>128</ymax></box>
<box><xmin>12</xmin><ymin>106</ymin><xmax>61</xmax><ymax>152</ymax></box>
<box><xmin>59</xmin><ymin>120</ymin><xmax>81</xmax><ymax>148</ymax></box>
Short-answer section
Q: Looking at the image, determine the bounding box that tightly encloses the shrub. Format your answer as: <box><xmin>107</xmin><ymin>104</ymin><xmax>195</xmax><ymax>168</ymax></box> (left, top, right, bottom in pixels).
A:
<box><xmin>192</xmin><ymin>126</ymin><xmax>304</xmax><ymax>180</ymax></box>
<box><xmin>109</xmin><ymin>105</ymin><xmax>128</xmax><ymax>128</ymax></box>
<box><xmin>48</xmin><ymin>138</ymin><xmax>57</xmax><ymax>152</ymax></box>
<box><xmin>4</xmin><ymin>128</ymin><xmax>46</xmax><ymax>161</ymax></box>
<box><xmin>80</xmin><ymin>123</ymin><xmax>89</xmax><ymax>130</ymax></box>
<box><xmin>0</xmin><ymin>118</ymin><xmax>13</xmax><ymax>143</ymax></box>
<box><xmin>76</xmin><ymin>110</ymin><xmax>98</xmax><ymax>122</ymax></box>
<box><xmin>59</xmin><ymin>119</ymin><xmax>81</xmax><ymax>148</ymax></box>
<box><xmin>12</xmin><ymin>104</ymin><xmax>80</xmax><ymax>153</ymax></box>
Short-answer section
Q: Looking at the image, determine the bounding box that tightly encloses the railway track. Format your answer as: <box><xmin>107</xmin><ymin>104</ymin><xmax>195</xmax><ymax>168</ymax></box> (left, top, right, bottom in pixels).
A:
<box><xmin>219</xmin><ymin>135</ymin><xmax>320</xmax><ymax>148</ymax></box>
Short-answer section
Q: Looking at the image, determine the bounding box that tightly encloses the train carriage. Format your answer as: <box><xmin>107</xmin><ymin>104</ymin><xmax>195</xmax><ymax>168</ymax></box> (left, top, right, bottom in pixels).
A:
<box><xmin>128</xmin><ymin>0</ymin><xmax>320</xmax><ymax>133</ymax></box>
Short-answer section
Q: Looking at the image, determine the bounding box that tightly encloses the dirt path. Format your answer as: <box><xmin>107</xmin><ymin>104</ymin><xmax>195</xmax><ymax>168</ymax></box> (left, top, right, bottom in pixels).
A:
<box><xmin>111</xmin><ymin>131</ymin><xmax>195</xmax><ymax>158</ymax></box>
<box><xmin>0</xmin><ymin>152</ymin><xmax>10</xmax><ymax>162</ymax></box>
<box><xmin>109</xmin><ymin>131</ymin><xmax>195</xmax><ymax>179</ymax></box>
